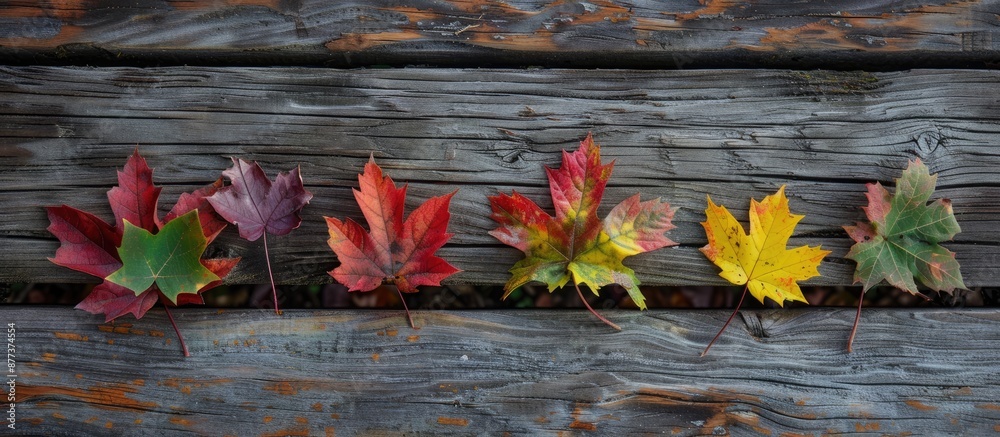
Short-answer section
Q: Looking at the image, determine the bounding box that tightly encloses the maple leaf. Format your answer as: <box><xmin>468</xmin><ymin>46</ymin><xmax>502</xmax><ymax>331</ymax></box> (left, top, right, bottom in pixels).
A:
<box><xmin>108</xmin><ymin>149</ymin><xmax>161</xmax><ymax>234</ymax></box>
<box><xmin>47</xmin><ymin>149</ymin><xmax>239</xmax><ymax>356</ymax></box>
<box><xmin>46</xmin><ymin>205</ymin><xmax>121</xmax><ymax>278</ymax></box>
<box><xmin>489</xmin><ymin>134</ymin><xmax>677</xmax><ymax>329</ymax></box>
<box><xmin>207</xmin><ymin>158</ymin><xmax>313</xmax><ymax>314</ymax></box>
<box><xmin>700</xmin><ymin>186</ymin><xmax>829</xmax><ymax>355</ymax></box>
<box><xmin>74</xmin><ymin>258</ymin><xmax>238</xmax><ymax>323</ymax></box>
<box><xmin>325</xmin><ymin>156</ymin><xmax>459</xmax><ymax>328</ymax></box>
<box><xmin>106</xmin><ymin>211</ymin><xmax>220</xmax><ymax>303</ymax></box>
<box><xmin>843</xmin><ymin>159</ymin><xmax>964</xmax><ymax>352</ymax></box>
<box><xmin>163</xmin><ymin>178</ymin><xmax>229</xmax><ymax>242</ymax></box>
<box><xmin>74</xmin><ymin>282</ymin><xmax>160</xmax><ymax>323</ymax></box>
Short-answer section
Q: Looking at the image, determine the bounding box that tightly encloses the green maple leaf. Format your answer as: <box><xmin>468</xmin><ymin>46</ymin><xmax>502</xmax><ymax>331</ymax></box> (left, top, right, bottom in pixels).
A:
<box><xmin>844</xmin><ymin>159</ymin><xmax>965</xmax><ymax>294</ymax></box>
<box><xmin>106</xmin><ymin>210</ymin><xmax>220</xmax><ymax>304</ymax></box>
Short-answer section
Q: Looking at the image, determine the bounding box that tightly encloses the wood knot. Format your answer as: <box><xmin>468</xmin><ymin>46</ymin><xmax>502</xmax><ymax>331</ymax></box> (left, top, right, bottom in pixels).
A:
<box><xmin>740</xmin><ymin>312</ymin><xmax>769</xmax><ymax>341</ymax></box>
<box><xmin>914</xmin><ymin>130</ymin><xmax>944</xmax><ymax>156</ymax></box>
<box><xmin>488</xmin><ymin>132</ymin><xmax>532</xmax><ymax>169</ymax></box>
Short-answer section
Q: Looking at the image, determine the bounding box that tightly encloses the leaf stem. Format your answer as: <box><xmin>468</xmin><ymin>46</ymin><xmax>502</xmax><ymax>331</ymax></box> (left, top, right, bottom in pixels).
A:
<box><xmin>701</xmin><ymin>285</ymin><xmax>748</xmax><ymax>357</ymax></box>
<box><xmin>160</xmin><ymin>297</ymin><xmax>190</xmax><ymax>358</ymax></box>
<box><xmin>262</xmin><ymin>233</ymin><xmax>281</xmax><ymax>315</ymax></box>
<box><xmin>847</xmin><ymin>290</ymin><xmax>864</xmax><ymax>353</ymax></box>
<box><xmin>574</xmin><ymin>283</ymin><xmax>621</xmax><ymax>331</ymax></box>
<box><xmin>395</xmin><ymin>286</ymin><xmax>416</xmax><ymax>329</ymax></box>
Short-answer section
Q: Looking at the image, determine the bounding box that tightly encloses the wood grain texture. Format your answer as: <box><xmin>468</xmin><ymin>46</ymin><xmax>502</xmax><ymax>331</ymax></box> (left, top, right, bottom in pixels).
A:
<box><xmin>0</xmin><ymin>0</ymin><xmax>998</xmax><ymax>68</ymax></box>
<box><xmin>4</xmin><ymin>66</ymin><xmax>1000</xmax><ymax>286</ymax></box>
<box><xmin>7</xmin><ymin>307</ymin><xmax>1000</xmax><ymax>435</ymax></box>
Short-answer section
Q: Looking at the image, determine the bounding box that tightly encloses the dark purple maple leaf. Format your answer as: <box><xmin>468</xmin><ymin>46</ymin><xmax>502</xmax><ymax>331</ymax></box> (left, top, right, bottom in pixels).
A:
<box><xmin>207</xmin><ymin>158</ymin><xmax>313</xmax><ymax>314</ymax></box>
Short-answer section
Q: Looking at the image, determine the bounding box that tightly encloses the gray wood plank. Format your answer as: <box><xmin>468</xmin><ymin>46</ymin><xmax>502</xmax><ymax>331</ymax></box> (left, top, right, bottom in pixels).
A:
<box><xmin>0</xmin><ymin>1</ymin><xmax>998</xmax><ymax>69</ymax></box>
<box><xmin>7</xmin><ymin>307</ymin><xmax>1000</xmax><ymax>435</ymax></box>
<box><xmin>2</xmin><ymin>67</ymin><xmax>999</xmax><ymax>286</ymax></box>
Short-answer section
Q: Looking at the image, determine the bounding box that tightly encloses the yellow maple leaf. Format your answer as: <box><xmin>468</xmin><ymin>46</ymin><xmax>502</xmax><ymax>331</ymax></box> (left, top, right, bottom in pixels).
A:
<box><xmin>699</xmin><ymin>185</ymin><xmax>830</xmax><ymax>355</ymax></box>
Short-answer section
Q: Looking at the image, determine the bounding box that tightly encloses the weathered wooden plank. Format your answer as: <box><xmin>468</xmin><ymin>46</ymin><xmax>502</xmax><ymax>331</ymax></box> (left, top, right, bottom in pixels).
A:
<box><xmin>3</xmin><ymin>67</ymin><xmax>1000</xmax><ymax>286</ymax></box>
<box><xmin>0</xmin><ymin>1</ymin><xmax>998</xmax><ymax>69</ymax></box>
<box><xmin>7</xmin><ymin>307</ymin><xmax>1000</xmax><ymax>435</ymax></box>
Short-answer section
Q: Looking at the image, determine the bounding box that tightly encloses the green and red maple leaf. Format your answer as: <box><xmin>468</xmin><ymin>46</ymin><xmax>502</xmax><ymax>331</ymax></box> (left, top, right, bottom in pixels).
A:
<box><xmin>489</xmin><ymin>134</ymin><xmax>677</xmax><ymax>329</ymax></box>
<box><xmin>326</xmin><ymin>157</ymin><xmax>459</xmax><ymax>327</ymax></box>
<box><xmin>47</xmin><ymin>150</ymin><xmax>239</xmax><ymax>326</ymax></box>
<box><xmin>844</xmin><ymin>159</ymin><xmax>964</xmax><ymax>351</ymax></box>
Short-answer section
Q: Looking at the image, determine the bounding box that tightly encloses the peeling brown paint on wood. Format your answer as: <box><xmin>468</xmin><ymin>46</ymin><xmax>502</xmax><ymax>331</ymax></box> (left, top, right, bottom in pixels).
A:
<box><xmin>264</xmin><ymin>382</ymin><xmax>301</xmax><ymax>396</ymax></box>
<box><xmin>169</xmin><ymin>416</ymin><xmax>194</xmax><ymax>427</ymax></box>
<box><xmin>21</xmin><ymin>382</ymin><xmax>159</xmax><ymax>412</ymax></box>
<box><xmin>8</xmin><ymin>307</ymin><xmax>1000</xmax><ymax>435</ymax></box>
<box><xmin>3</xmin><ymin>67</ymin><xmax>1000</xmax><ymax>287</ymax></box>
<box><xmin>0</xmin><ymin>1</ymin><xmax>996</xmax><ymax>68</ymax></box>
<box><xmin>436</xmin><ymin>416</ymin><xmax>469</xmax><ymax>426</ymax></box>
<box><xmin>53</xmin><ymin>332</ymin><xmax>87</xmax><ymax>341</ymax></box>
<box><xmin>260</xmin><ymin>426</ymin><xmax>310</xmax><ymax>437</ymax></box>
<box><xmin>905</xmin><ymin>399</ymin><xmax>938</xmax><ymax>411</ymax></box>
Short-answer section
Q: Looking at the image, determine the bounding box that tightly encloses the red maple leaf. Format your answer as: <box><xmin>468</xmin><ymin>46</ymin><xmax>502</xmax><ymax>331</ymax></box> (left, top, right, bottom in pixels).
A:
<box><xmin>47</xmin><ymin>150</ymin><xmax>239</xmax><ymax>356</ymax></box>
<box><xmin>207</xmin><ymin>158</ymin><xmax>313</xmax><ymax>314</ymax></box>
<box><xmin>325</xmin><ymin>157</ymin><xmax>459</xmax><ymax>328</ymax></box>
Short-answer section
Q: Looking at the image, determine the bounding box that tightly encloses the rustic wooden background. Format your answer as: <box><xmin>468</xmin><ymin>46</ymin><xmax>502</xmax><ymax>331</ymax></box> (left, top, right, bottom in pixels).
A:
<box><xmin>3</xmin><ymin>0</ymin><xmax>1000</xmax><ymax>435</ymax></box>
